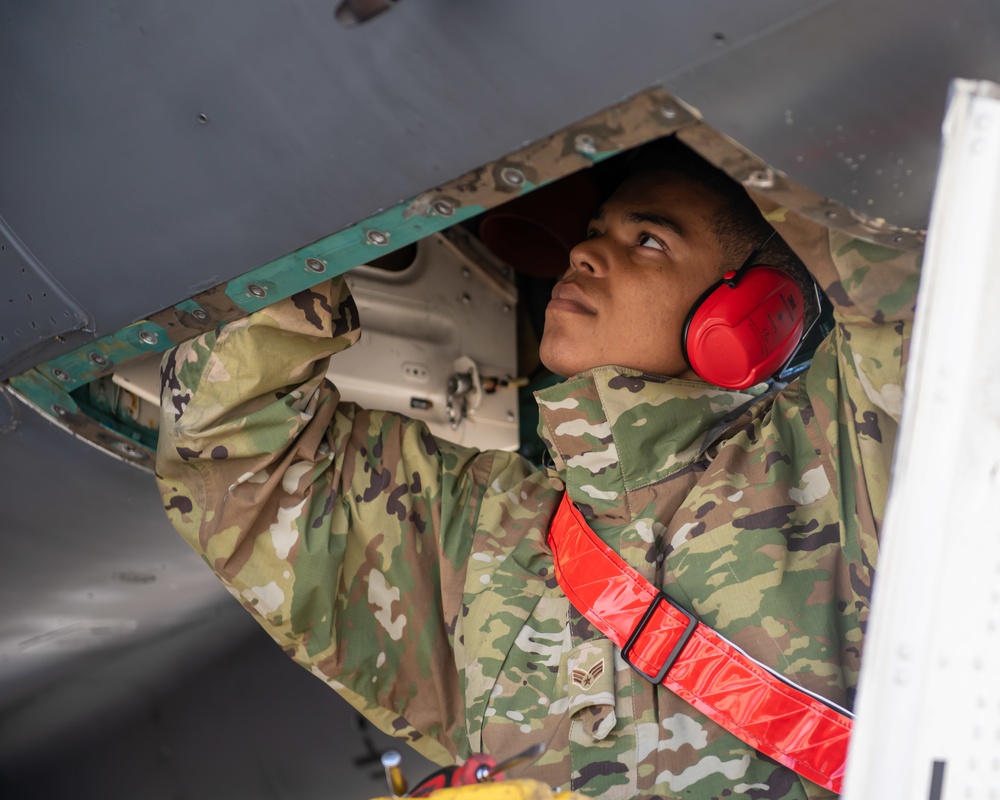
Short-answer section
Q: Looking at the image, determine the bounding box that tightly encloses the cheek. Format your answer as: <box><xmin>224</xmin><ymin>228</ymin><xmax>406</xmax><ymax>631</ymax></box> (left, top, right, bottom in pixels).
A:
<box><xmin>613</xmin><ymin>281</ymin><xmax>696</xmax><ymax>373</ymax></box>
<box><xmin>617</xmin><ymin>282</ymin><xmax>685</xmax><ymax>338</ymax></box>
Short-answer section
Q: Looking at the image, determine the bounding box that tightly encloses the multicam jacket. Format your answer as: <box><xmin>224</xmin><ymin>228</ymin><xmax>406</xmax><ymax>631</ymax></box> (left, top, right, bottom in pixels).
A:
<box><xmin>156</xmin><ymin>205</ymin><xmax>920</xmax><ymax>799</ymax></box>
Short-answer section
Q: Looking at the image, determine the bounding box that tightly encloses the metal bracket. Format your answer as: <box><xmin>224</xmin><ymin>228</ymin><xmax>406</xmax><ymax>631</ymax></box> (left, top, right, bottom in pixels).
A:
<box><xmin>446</xmin><ymin>356</ymin><xmax>484</xmax><ymax>430</ymax></box>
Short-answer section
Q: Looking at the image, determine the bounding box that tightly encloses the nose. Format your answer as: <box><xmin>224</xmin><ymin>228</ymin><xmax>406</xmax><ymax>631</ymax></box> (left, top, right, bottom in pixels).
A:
<box><xmin>566</xmin><ymin>236</ymin><xmax>609</xmax><ymax>278</ymax></box>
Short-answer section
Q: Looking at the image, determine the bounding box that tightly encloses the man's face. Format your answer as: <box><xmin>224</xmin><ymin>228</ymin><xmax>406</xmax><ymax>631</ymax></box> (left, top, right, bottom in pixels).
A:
<box><xmin>539</xmin><ymin>170</ymin><xmax>729</xmax><ymax>379</ymax></box>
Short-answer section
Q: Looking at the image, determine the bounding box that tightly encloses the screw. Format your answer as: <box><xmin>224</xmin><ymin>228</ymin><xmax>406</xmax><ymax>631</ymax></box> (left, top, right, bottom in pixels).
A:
<box><xmin>461</xmin><ymin>267</ymin><xmax>471</xmax><ymax>279</ymax></box>
<box><xmin>825</xmin><ymin>209</ymin><xmax>838</xmax><ymax>219</ymax></box>
<box><xmin>506</xmin><ymin>411</ymin><xmax>516</xmax><ymax>423</ymax></box>
<box><xmin>52</xmin><ymin>405</ymin><xmax>68</xmax><ymax>417</ymax></box>
<box><xmin>191</xmin><ymin>308</ymin><xmax>208</xmax><ymax>321</ymax></box>
<box><xmin>366</xmin><ymin>230</ymin><xmax>389</xmax><ymax>246</ymax></box>
<box><xmin>660</xmin><ymin>106</ymin><xmax>678</xmax><ymax>120</ymax></box>
<box><xmin>197</xmin><ymin>113</ymin><xmax>209</xmax><ymax>125</ymax></box>
<box><xmin>432</xmin><ymin>199</ymin><xmax>455</xmax><ymax>217</ymax></box>
<box><xmin>461</xmin><ymin>293</ymin><xmax>472</xmax><ymax>305</ymax></box>
<box><xmin>53</xmin><ymin>368</ymin><xmax>72</xmax><ymax>382</ymax></box>
<box><xmin>89</xmin><ymin>352</ymin><xmax>109</xmax><ymax>368</ymax></box>
<box><xmin>138</xmin><ymin>330</ymin><xmax>159</xmax><ymax>346</ymax></box>
<box><xmin>247</xmin><ymin>284</ymin><xmax>267</xmax><ymax>298</ymax></box>
<box><xmin>894</xmin><ymin>235</ymin><xmax>905</xmax><ymax>243</ymax></box>
<box><xmin>500</xmin><ymin>166</ymin><xmax>525</xmax><ymax>187</ymax></box>
<box><xmin>305</xmin><ymin>258</ymin><xmax>326</xmax><ymax>273</ymax></box>
<box><xmin>502</xmin><ymin>304</ymin><xmax>511</xmax><ymax>314</ymax></box>
<box><xmin>575</xmin><ymin>134</ymin><xmax>598</xmax><ymax>155</ymax></box>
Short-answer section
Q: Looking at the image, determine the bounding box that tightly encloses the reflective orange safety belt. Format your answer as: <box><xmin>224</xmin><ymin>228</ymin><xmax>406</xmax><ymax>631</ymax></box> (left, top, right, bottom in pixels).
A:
<box><xmin>547</xmin><ymin>493</ymin><xmax>853</xmax><ymax>794</ymax></box>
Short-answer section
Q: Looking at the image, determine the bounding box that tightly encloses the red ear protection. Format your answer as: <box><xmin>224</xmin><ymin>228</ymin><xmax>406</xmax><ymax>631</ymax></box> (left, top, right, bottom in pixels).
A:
<box><xmin>683</xmin><ymin>264</ymin><xmax>805</xmax><ymax>390</ymax></box>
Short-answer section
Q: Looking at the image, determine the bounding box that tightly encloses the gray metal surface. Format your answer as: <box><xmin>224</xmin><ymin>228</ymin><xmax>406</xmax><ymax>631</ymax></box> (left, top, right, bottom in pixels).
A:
<box><xmin>0</xmin><ymin>392</ymin><xmax>228</xmax><ymax>711</ymax></box>
<box><xmin>0</xmin><ymin>0</ymin><xmax>817</xmax><ymax>371</ymax></box>
<box><xmin>0</xmin><ymin>216</ymin><xmax>91</xmax><ymax>377</ymax></box>
<box><xmin>0</xmin><ymin>607</ymin><xmax>436</xmax><ymax>800</ymax></box>
<box><xmin>667</xmin><ymin>0</ymin><xmax>1000</xmax><ymax>229</ymax></box>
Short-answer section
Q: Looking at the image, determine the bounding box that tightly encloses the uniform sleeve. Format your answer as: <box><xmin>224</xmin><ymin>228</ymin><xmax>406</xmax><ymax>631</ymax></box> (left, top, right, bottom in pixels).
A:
<box><xmin>754</xmin><ymin>198</ymin><xmax>922</xmax><ymax>568</ymax></box>
<box><xmin>155</xmin><ymin>277</ymin><xmax>515</xmax><ymax>764</ymax></box>
<box><xmin>755</xmin><ymin>199</ymin><xmax>922</xmax><ymax>425</ymax></box>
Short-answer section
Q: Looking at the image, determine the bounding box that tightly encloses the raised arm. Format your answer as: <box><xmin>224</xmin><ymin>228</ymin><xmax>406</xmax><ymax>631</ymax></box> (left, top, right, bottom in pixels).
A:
<box><xmin>155</xmin><ymin>278</ymin><xmax>510</xmax><ymax>764</ymax></box>
<box><xmin>754</xmin><ymin>197</ymin><xmax>922</xmax><ymax>426</ymax></box>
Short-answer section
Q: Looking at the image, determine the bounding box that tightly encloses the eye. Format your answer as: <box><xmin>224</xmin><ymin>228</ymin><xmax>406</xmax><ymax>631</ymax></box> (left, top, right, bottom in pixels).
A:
<box><xmin>585</xmin><ymin>227</ymin><xmax>601</xmax><ymax>240</ymax></box>
<box><xmin>636</xmin><ymin>233</ymin><xmax>665</xmax><ymax>251</ymax></box>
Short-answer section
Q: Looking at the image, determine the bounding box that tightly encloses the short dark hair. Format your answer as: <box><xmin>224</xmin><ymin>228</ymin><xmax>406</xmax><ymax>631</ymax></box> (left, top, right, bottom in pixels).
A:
<box><xmin>624</xmin><ymin>137</ymin><xmax>819</xmax><ymax>324</ymax></box>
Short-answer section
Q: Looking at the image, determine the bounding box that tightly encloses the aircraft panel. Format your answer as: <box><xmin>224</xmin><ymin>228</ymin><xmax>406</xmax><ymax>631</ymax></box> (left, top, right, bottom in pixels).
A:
<box><xmin>668</xmin><ymin>0</ymin><xmax>1000</xmax><ymax>231</ymax></box>
<box><xmin>0</xmin><ymin>0</ymin><xmax>819</xmax><ymax>375</ymax></box>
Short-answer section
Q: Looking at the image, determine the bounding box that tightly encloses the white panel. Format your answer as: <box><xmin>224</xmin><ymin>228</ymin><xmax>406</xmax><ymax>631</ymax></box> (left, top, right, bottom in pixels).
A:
<box><xmin>844</xmin><ymin>80</ymin><xmax>1000</xmax><ymax>800</ymax></box>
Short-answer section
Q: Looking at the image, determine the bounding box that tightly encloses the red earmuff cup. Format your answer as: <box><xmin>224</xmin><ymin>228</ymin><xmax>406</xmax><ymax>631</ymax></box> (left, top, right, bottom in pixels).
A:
<box><xmin>685</xmin><ymin>266</ymin><xmax>805</xmax><ymax>390</ymax></box>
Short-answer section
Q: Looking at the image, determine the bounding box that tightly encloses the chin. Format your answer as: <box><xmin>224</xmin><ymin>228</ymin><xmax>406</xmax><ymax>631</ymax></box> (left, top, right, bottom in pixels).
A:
<box><xmin>538</xmin><ymin>341</ymin><xmax>582</xmax><ymax>379</ymax></box>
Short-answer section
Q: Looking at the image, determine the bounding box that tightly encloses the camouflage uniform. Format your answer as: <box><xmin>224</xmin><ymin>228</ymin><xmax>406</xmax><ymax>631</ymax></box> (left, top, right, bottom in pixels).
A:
<box><xmin>156</xmin><ymin>202</ymin><xmax>920</xmax><ymax>799</ymax></box>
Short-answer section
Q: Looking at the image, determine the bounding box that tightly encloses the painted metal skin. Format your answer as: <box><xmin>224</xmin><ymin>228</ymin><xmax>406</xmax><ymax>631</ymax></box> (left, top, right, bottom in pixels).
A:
<box><xmin>0</xmin><ymin>1</ymin><xmax>997</xmax><ymax>797</ymax></box>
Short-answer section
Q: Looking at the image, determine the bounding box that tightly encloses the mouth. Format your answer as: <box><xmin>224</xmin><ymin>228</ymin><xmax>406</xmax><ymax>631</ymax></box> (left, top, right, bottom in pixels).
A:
<box><xmin>548</xmin><ymin>282</ymin><xmax>597</xmax><ymax>315</ymax></box>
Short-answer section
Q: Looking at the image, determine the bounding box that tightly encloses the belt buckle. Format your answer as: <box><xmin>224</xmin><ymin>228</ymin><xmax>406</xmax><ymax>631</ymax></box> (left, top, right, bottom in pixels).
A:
<box><xmin>621</xmin><ymin>591</ymin><xmax>698</xmax><ymax>684</ymax></box>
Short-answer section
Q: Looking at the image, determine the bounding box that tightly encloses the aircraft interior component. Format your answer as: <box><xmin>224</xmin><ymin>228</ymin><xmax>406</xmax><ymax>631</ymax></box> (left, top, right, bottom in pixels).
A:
<box><xmin>326</xmin><ymin>232</ymin><xmax>520</xmax><ymax>450</ymax></box>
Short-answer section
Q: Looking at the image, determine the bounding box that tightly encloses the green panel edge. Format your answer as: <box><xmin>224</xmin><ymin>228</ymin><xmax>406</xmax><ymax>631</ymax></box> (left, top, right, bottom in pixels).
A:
<box><xmin>5</xmin><ymin>171</ymin><xmax>595</xmax><ymax>461</ymax></box>
<box><xmin>4</xmin><ymin>78</ymin><xmax>693</xmax><ymax>468</ymax></box>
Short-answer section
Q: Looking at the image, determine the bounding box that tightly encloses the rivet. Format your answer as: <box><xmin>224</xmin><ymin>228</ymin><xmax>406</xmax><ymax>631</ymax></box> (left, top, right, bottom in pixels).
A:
<box><xmin>500</xmin><ymin>166</ymin><xmax>525</xmax><ymax>187</ymax></box>
<box><xmin>305</xmin><ymin>258</ymin><xmax>326</xmax><ymax>273</ymax></box>
<box><xmin>660</xmin><ymin>106</ymin><xmax>678</xmax><ymax>120</ymax></box>
<box><xmin>461</xmin><ymin>293</ymin><xmax>472</xmax><ymax>305</ymax></box>
<box><xmin>894</xmin><ymin>235</ymin><xmax>905</xmax><ymax>243</ymax></box>
<box><xmin>825</xmin><ymin>209</ymin><xmax>838</xmax><ymax>219</ymax></box>
<box><xmin>247</xmin><ymin>284</ymin><xmax>267</xmax><ymax>299</ymax></box>
<box><xmin>53</xmin><ymin>368</ymin><xmax>72</xmax><ymax>382</ymax></box>
<box><xmin>138</xmin><ymin>330</ymin><xmax>159</xmax><ymax>346</ymax></box>
<box><xmin>52</xmin><ymin>405</ymin><xmax>68</xmax><ymax>417</ymax></box>
<box><xmin>432</xmin><ymin>199</ymin><xmax>455</xmax><ymax>217</ymax></box>
<box><xmin>366</xmin><ymin>229</ymin><xmax>389</xmax><ymax>246</ymax></box>
<box><xmin>575</xmin><ymin>134</ymin><xmax>598</xmax><ymax>155</ymax></box>
<box><xmin>747</xmin><ymin>169</ymin><xmax>773</xmax><ymax>188</ymax></box>
<box><xmin>89</xmin><ymin>352</ymin><xmax>109</xmax><ymax>368</ymax></box>
<box><xmin>502</xmin><ymin>304</ymin><xmax>511</xmax><ymax>314</ymax></box>
<box><xmin>191</xmin><ymin>308</ymin><xmax>208</xmax><ymax>321</ymax></box>
<box><xmin>506</xmin><ymin>411</ymin><xmax>516</xmax><ymax>423</ymax></box>
<box><xmin>461</xmin><ymin>267</ymin><xmax>471</xmax><ymax>279</ymax></box>
<box><xmin>113</xmin><ymin>441</ymin><xmax>147</xmax><ymax>460</ymax></box>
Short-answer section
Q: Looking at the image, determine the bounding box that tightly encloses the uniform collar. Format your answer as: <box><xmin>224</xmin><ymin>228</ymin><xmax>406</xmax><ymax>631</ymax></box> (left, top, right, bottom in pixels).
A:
<box><xmin>535</xmin><ymin>366</ymin><xmax>765</xmax><ymax>520</ymax></box>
